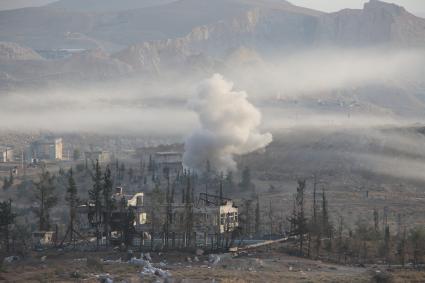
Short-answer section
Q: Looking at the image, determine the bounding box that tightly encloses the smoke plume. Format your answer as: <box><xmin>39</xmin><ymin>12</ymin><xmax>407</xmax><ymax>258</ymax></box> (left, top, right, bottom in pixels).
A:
<box><xmin>183</xmin><ymin>74</ymin><xmax>273</xmax><ymax>172</ymax></box>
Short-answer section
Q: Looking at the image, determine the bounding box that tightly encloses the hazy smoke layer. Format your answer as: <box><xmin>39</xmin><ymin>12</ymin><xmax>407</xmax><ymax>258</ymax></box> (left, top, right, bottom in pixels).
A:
<box><xmin>183</xmin><ymin>74</ymin><xmax>273</xmax><ymax>172</ymax></box>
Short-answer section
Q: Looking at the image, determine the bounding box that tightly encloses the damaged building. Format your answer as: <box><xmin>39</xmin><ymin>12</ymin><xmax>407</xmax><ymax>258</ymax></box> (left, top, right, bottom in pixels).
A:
<box><xmin>134</xmin><ymin>189</ymin><xmax>239</xmax><ymax>249</ymax></box>
<box><xmin>76</xmin><ymin>183</ymin><xmax>239</xmax><ymax>250</ymax></box>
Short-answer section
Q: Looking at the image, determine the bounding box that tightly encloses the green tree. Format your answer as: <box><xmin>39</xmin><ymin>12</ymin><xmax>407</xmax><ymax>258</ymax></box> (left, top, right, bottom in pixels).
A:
<box><xmin>409</xmin><ymin>226</ymin><xmax>425</xmax><ymax>267</ymax></box>
<box><xmin>8</xmin><ymin>170</ymin><xmax>13</xmax><ymax>187</ymax></box>
<box><xmin>103</xmin><ymin>166</ymin><xmax>113</xmax><ymax>247</ymax></box>
<box><xmin>382</xmin><ymin>225</ymin><xmax>391</xmax><ymax>262</ymax></box>
<box><xmin>239</xmin><ymin>166</ymin><xmax>254</xmax><ymax>190</ymax></box>
<box><xmin>65</xmin><ymin>168</ymin><xmax>78</xmax><ymax>244</ymax></box>
<box><xmin>0</xmin><ymin>200</ymin><xmax>16</xmax><ymax>252</ymax></box>
<box><xmin>32</xmin><ymin>170</ymin><xmax>57</xmax><ymax>231</ymax></box>
<box><xmin>373</xmin><ymin>208</ymin><xmax>379</xmax><ymax>233</ymax></box>
<box><xmin>89</xmin><ymin>160</ymin><xmax>103</xmax><ymax>247</ymax></box>
<box><xmin>288</xmin><ymin>180</ymin><xmax>308</xmax><ymax>255</ymax></box>
<box><xmin>396</xmin><ymin>228</ymin><xmax>407</xmax><ymax>266</ymax></box>
<box><xmin>2</xmin><ymin>177</ymin><xmax>9</xmax><ymax>190</ymax></box>
<box><xmin>119</xmin><ymin>163</ymin><xmax>126</xmax><ymax>181</ymax></box>
<box><xmin>226</xmin><ymin>171</ymin><xmax>234</xmax><ymax>187</ymax></box>
<box><xmin>255</xmin><ymin>195</ymin><xmax>260</xmax><ymax>235</ymax></box>
<box><xmin>321</xmin><ymin>188</ymin><xmax>333</xmax><ymax>239</ymax></box>
<box><xmin>73</xmin><ymin>149</ymin><xmax>81</xmax><ymax>161</ymax></box>
<box><xmin>128</xmin><ymin>167</ymin><xmax>134</xmax><ymax>183</ymax></box>
<box><xmin>123</xmin><ymin>208</ymin><xmax>136</xmax><ymax>247</ymax></box>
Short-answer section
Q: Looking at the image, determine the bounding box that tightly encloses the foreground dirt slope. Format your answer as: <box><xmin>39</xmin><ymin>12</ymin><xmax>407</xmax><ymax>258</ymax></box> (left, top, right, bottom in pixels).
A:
<box><xmin>0</xmin><ymin>250</ymin><xmax>375</xmax><ymax>282</ymax></box>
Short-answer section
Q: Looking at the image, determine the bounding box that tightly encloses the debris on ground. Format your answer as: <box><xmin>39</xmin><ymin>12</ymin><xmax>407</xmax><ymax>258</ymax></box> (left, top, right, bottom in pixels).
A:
<box><xmin>371</xmin><ymin>269</ymin><xmax>394</xmax><ymax>283</ymax></box>
<box><xmin>196</xmin><ymin>249</ymin><xmax>204</xmax><ymax>256</ymax></box>
<box><xmin>208</xmin><ymin>254</ymin><xmax>221</xmax><ymax>265</ymax></box>
<box><xmin>97</xmin><ymin>273</ymin><xmax>113</xmax><ymax>283</ymax></box>
<box><xmin>140</xmin><ymin>263</ymin><xmax>171</xmax><ymax>278</ymax></box>
<box><xmin>70</xmin><ymin>271</ymin><xmax>82</xmax><ymax>279</ymax></box>
<box><xmin>3</xmin><ymin>256</ymin><xmax>19</xmax><ymax>263</ymax></box>
<box><xmin>143</xmin><ymin>252</ymin><xmax>152</xmax><ymax>261</ymax></box>
<box><xmin>101</xmin><ymin>258</ymin><xmax>123</xmax><ymax>264</ymax></box>
<box><xmin>129</xmin><ymin>257</ymin><xmax>149</xmax><ymax>266</ymax></box>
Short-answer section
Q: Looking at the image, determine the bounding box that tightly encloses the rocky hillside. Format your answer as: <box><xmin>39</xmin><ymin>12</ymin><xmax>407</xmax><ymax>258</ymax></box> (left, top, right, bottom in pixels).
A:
<box><xmin>317</xmin><ymin>0</ymin><xmax>425</xmax><ymax>46</ymax></box>
<box><xmin>0</xmin><ymin>0</ymin><xmax>423</xmax><ymax>52</ymax></box>
<box><xmin>0</xmin><ymin>44</ymin><xmax>132</xmax><ymax>89</ymax></box>
<box><xmin>0</xmin><ymin>42</ymin><xmax>43</xmax><ymax>60</ymax></box>
<box><xmin>47</xmin><ymin>0</ymin><xmax>175</xmax><ymax>13</ymax></box>
<box><xmin>0</xmin><ymin>0</ymin><xmax>424</xmax><ymax>93</ymax></box>
<box><xmin>114</xmin><ymin>0</ymin><xmax>425</xmax><ymax>72</ymax></box>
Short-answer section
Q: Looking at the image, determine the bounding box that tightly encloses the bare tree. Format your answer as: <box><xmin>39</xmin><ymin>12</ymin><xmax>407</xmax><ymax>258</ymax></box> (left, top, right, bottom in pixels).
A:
<box><xmin>288</xmin><ymin>180</ymin><xmax>308</xmax><ymax>255</ymax></box>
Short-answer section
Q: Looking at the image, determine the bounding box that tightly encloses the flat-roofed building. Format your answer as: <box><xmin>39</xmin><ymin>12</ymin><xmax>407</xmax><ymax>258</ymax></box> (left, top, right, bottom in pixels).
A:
<box><xmin>29</xmin><ymin>138</ymin><xmax>63</xmax><ymax>161</ymax></box>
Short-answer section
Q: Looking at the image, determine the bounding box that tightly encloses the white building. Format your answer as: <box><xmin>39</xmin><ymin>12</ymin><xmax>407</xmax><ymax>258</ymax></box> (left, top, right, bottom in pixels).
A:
<box><xmin>0</xmin><ymin>146</ymin><xmax>13</xmax><ymax>163</ymax></box>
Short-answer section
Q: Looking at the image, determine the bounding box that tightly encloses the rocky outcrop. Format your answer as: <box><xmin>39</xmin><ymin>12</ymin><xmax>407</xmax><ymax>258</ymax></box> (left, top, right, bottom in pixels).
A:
<box><xmin>0</xmin><ymin>42</ymin><xmax>42</xmax><ymax>60</ymax></box>
<box><xmin>114</xmin><ymin>0</ymin><xmax>425</xmax><ymax>74</ymax></box>
<box><xmin>60</xmin><ymin>49</ymin><xmax>133</xmax><ymax>79</ymax></box>
<box><xmin>47</xmin><ymin>0</ymin><xmax>175</xmax><ymax>13</ymax></box>
<box><xmin>317</xmin><ymin>0</ymin><xmax>425</xmax><ymax>46</ymax></box>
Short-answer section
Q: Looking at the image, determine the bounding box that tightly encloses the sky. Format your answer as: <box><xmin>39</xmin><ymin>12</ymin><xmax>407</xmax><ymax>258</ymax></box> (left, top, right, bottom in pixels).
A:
<box><xmin>0</xmin><ymin>0</ymin><xmax>424</xmax><ymax>16</ymax></box>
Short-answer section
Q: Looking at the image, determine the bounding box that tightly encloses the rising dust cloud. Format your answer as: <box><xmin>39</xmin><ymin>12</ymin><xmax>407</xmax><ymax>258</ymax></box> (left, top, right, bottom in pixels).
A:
<box><xmin>183</xmin><ymin>74</ymin><xmax>273</xmax><ymax>172</ymax></box>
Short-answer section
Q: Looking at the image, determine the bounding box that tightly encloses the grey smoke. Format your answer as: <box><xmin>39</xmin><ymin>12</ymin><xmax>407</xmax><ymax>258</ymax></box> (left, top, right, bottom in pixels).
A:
<box><xmin>183</xmin><ymin>74</ymin><xmax>273</xmax><ymax>172</ymax></box>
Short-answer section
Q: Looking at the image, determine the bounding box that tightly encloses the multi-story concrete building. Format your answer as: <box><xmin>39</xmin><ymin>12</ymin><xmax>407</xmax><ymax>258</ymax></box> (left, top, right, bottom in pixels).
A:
<box><xmin>77</xmin><ymin>185</ymin><xmax>238</xmax><ymax>249</ymax></box>
<box><xmin>134</xmin><ymin>192</ymin><xmax>239</xmax><ymax>246</ymax></box>
<box><xmin>29</xmin><ymin>138</ymin><xmax>63</xmax><ymax>161</ymax></box>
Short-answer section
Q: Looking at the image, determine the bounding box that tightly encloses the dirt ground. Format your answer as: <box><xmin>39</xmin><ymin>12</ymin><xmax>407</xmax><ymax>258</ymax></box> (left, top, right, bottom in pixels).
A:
<box><xmin>1</xmin><ymin>249</ymin><xmax>424</xmax><ymax>283</ymax></box>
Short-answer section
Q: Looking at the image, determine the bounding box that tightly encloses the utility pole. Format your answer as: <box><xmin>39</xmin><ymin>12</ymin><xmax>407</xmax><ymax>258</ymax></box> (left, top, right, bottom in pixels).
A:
<box><xmin>269</xmin><ymin>199</ymin><xmax>273</xmax><ymax>240</ymax></box>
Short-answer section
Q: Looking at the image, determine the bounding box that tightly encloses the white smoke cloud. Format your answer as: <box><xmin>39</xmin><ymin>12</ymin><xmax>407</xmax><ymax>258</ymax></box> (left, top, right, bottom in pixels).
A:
<box><xmin>183</xmin><ymin>74</ymin><xmax>273</xmax><ymax>172</ymax></box>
